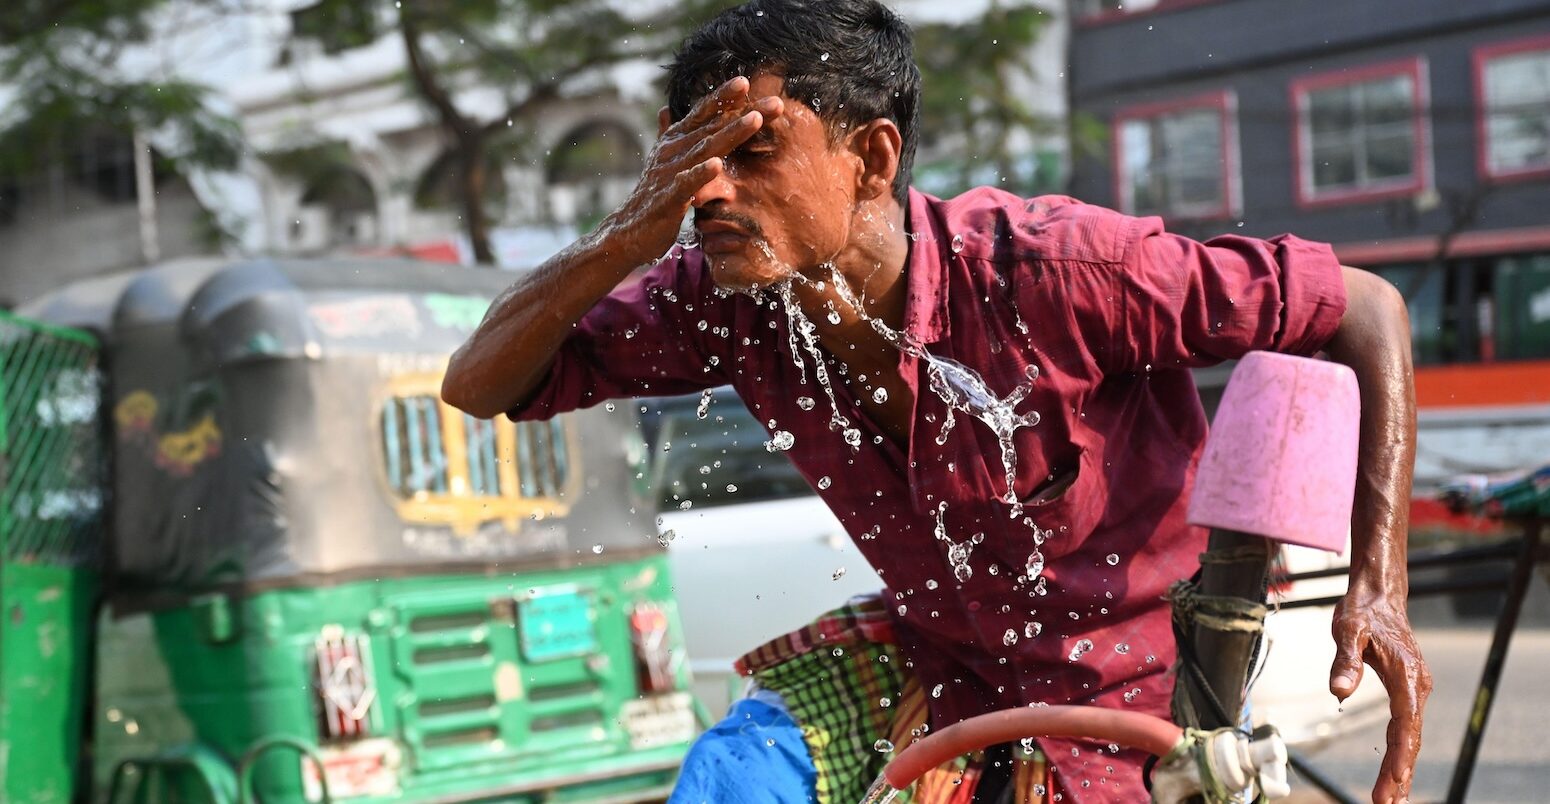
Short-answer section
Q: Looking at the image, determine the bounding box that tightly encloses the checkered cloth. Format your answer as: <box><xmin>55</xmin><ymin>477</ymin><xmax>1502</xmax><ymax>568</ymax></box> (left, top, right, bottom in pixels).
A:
<box><xmin>735</xmin><ymin>595</ymin><xmax>1051</xmax><ymax>804</ymax></box>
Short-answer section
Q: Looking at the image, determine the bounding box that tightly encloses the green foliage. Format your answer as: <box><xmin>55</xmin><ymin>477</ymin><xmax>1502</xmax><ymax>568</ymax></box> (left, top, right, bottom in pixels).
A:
<box><xmin>914</xmin><ymin>1</ymin><xmax>1058</xmax><ymax>196</ymax></box>
<box><xmin>0</xmin><ymin>0</ymin><xmax>243</xmax><ymax>179</ymax></box>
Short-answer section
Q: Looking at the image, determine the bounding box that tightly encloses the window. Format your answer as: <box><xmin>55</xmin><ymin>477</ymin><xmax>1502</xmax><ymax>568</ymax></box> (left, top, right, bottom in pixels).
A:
<box><xmin>1113</xmin><ymin>92</ymin><xmax>1237</xmax><ymax>219</ymax></box>
<box><xmin>1370</xmin><ymin>252</ymin><xmax>1550</xmax><ymax>366</ymax></box>
<box><xmin>1476</xmin><ymin>37</ymin><xmax>1550</xmax><ymax>180</ymax></box>
<box><xmin>379</xmin><ymin>378</ymin><xmax>576</xmax><ymax>532</ymax></box>
<box><xmin>382</xmin><ymin>395</ymin><xmax>450</xmax><ymax>497</ymax></box>
<box><xmin>1293</xmin><ymin>59</ymin><xmax>1428</xmax><ymax>206</ymax></box>
<box><xmin>644</xmin><ymin>388</ymin><xmax>814</xmax><ymax>510</ymax></box>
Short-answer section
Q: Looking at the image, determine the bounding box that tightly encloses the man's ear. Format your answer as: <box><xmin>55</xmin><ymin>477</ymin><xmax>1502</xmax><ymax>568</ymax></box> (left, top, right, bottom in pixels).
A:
<box><xmin>658</xmin><ymin>106</ymin><xmax>673</xmax><ymax>136</ymax></box>
<box><xmin>851</xmin><ymin>119</ymin><xmax>902</xmax><ymax>203</ymax></box>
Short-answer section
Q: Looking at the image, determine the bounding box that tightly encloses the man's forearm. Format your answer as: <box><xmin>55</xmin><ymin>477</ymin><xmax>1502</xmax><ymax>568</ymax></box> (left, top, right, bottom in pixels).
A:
<box><xmin>1325</xmin><ymin>266</ymin><xmax>1417</xmax><ymax>595</ymax></box>
<box><xmin>442</xmin><ymin>230</ymin><xmax>641</xmax><ymax>418</ymax></box>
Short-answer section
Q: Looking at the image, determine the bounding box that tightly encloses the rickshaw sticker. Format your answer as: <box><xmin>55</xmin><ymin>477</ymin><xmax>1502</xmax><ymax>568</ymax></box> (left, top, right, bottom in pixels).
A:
<box><xmin>309</xmin><ymin>295</ymin><xmax>422</xmax><ymax>340</ymax></box>
<box><xmin>154</xmin><ymin>413</ymin><xmax>223</xmax><ymax>475</ymax></box>
<box><xmin>114</xmin><ymin>390</ymin><xmax>159</xmax><ymax>436</ymax></box>
<box><xmin>424</xmin><ymin>293</ymin><xmax>490</xmax><ymax>332</ymax></box>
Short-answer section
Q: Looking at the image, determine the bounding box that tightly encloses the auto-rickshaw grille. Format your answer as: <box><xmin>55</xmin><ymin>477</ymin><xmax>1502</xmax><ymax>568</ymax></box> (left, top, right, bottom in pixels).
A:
<box><xmin>0</xmin><ymin>313</ymin><xmax>105</xmax><ymax>567</ymax></box>
<box><xmin>390</xmin><ymin>590</ymin><xmax>620</xmax><ymax>771</ymax></box>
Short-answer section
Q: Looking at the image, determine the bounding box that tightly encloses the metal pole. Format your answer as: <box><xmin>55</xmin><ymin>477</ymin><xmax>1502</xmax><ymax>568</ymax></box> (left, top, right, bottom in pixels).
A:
<box><xmin>1178</xmin><ymin>528</ymin><xmax>1274</xmax><ymax>729</ymax></box>
<box><xmin>132</xmin><ymin>129</ymin><xmax>160</xmax><ymax>265</ymax></box>
<box><xmin>1444</xmin><ymin>519</ymin><xmax>1544</xmax><ymax>804</ymax></box>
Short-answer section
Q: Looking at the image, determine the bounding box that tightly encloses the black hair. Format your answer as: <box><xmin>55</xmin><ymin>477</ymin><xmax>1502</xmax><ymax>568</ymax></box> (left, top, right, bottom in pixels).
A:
<box><xmin>666</xmin><ymin>0</ymin><xmax>921</xmax><ymax>206</ymax></box>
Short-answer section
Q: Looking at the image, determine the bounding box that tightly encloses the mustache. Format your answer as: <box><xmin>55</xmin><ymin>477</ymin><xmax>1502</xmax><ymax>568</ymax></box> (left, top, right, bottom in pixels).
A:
<box><xmin>694</xmin><ymin>208</ymin><xmax>764</xmax><ymax>238</ymax></box>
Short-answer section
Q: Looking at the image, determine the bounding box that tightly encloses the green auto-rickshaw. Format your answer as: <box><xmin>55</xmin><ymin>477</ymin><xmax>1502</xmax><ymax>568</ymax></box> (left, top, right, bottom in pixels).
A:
<box><xmin>4</xmin><ymin>257</ymin><xmax>697</xmax><ymax>802</ymax></box>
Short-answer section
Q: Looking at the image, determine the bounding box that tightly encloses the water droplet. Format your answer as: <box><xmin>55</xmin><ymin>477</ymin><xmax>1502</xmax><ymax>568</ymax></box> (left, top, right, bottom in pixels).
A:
<box><xmin>832</xmin><ymin>567</ymin><xmax>847</xmax><ymax>581</ymax></box>
<box><xmin>817</xmin><ymin>476</ymin><xmax>832</xmax><ymax>490</ymax></box>
<box><xmin>874</xmin><ymin>739</ymin><xmax>894</xmax><ymax>753</ymax></box>
<box><xmin>726</xmin><ymin>483</ymin><xmax>738</xmax><ymax>493</ymax></box>
<box><xmin>655</xmin><ymin>529</ymin><xmax>676</xmax><ymax>547</ymax></box>
<box><xmin>879</xmin><ymin>696</ymin><xmax>891</xmax><ymax>708</ymax></box>
<box><xmin>591</xmin><ymin>544</ymin><xmax>604</xmax><ymax>554</ymax></box>
<box><xmin>950</xmin><ymin>233</ymin><xmax>965</xmax><ymax>254</ymax></box>
<box><xmin>843</xmin><ymin>428</ymin><xmax>862</xmax><ymax>448</ymax></box>
<box><xmin>765</xmin><ymin>430</ymin><xmax>796</xmax><ymax>452</ymax></box>
<box><xmin>766</xmin><ymin>738</ymin><xmax>776</xmax><ymax>747</ymax></box>
<box><xmin>897</xmin><ymin>604</ymin><xmax>907</xmax><ymax>616</ymax></box>
<box><xmin>872</xmin><ymin>387</ymin><xmax>889</xmax><ymax>404</ymax></box>
<box><xmin>925</xmin><ymin>579</ymin><xmax>938</xmax><ymax>590</ymax></box>
<box><xmin>827</xmin><ymin>310</ymin><xmax>842</xmax><ymax>325</ymax></box>
<box><xmin>695</xmin><ymin>388</ymin><xmax>714</xmax><ymax>419</ymax></box>
<box><xmin>1025</xmin><ymin>621</ymin><xmax>1042</xmax><ymax>638</ymax></box>
<box><xmin>604</xmin><ymin>402</ymin><xmax>616</xmax><ymax>412</ymax></box>
<box><xmin>1108</xmin><ymin>743</ymin><xmax>1121</xmax><ymax>753</ymax></box>
<box><xmin>953</xmin><ymin>563</ymin><xmax>972</xmax><ymax>583</ymax></box>
<box><xmin>797</xmin><ymin>396</ymin><xmax>816</xmax><ymax>411</ymax></box>
<box><xmin>696</xmin><ymin>320</ymin><xmax>708</xmax><ymax>331</ymax></box>
<box><xmin>821</xmin><ymin>52</ymin><xmax>831</xmax><ymax>61</ymax></box>
<box><xmin>1115</xmin><ymin>643</ymin><xmax>1130</xmax><ymax>654</ymax></box>
<box><xmin>1002</xmin><ymin>629</ymin><xmax>1018</xmax><ymax>646</ymax></box>
<box><xmin>1068</xmin><ymin>639</ymin><xmax>1094</xmax><ymax>662</ymax></box>
<box><xmin>1106</xmin><ymin>553</ymin><xmax>1120</xmax><ymax>566</ymax></box>
<box><xmin>1123</xmin><ymin>687</ymin><xmax>1142</xmax><ymax>703</ymax></box>
<box><xmin>1025</xmin><ymin>551</ymin><xmax>1045</xmax><ymax>580</ymax></box>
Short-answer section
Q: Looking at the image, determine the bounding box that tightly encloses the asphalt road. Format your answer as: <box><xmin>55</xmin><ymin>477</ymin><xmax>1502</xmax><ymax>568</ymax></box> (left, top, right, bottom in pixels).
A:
<box><xmin>1283</xmin><ymin>627</ymin><xmax>1550</xmax><ymax>804</ymax></box>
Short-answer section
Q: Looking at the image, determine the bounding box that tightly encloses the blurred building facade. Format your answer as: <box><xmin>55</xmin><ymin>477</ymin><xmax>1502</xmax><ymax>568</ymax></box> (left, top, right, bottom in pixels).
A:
<box><xmin>1068</xmin><ymin>0</ymin><xmax>1550</xmax><ymax>504</ymax></box>
<box><xmin>0</xmin><ymin>0</ymin><xmax>1071</xmax><ymax>305</ymax></box>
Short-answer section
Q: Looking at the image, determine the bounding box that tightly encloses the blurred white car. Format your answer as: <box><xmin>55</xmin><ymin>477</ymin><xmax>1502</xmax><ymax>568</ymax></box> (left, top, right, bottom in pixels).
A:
<box><xmin>643</xmin><ymin>389</ymin><xmax>882</xmax><ymax>716</ymax></box>
<box><xmin>645</xmin><ymin>388</ymin><xmax>1385</xmax><ymax>739</ymax></box>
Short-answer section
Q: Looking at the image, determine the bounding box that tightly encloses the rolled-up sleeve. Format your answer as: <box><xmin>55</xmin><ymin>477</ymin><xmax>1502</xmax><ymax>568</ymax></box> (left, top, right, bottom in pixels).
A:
<box><xmin>1107</xmin><ymin>218</ymin><xmax>1348</xmax><ymax>372</ymax></box>
<box><xmin>508</xmin><ymin>248</ymin><xmax>730</xmax><ymax>421</ymax></box>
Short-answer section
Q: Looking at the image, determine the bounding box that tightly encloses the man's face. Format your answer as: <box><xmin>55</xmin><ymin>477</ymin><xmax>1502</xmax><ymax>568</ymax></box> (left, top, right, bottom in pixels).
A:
<box><xmin>690</xmin><ymin>73</ymin><xmax>859</xmax><ymax>291</ymax></box>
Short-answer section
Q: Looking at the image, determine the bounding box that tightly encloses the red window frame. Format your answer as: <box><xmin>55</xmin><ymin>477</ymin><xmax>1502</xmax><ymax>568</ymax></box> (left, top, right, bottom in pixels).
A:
<box><xmin>1473</xmin><ymin>33</ymin><xmax>1550</xmax><ymax>183</ymax></box>
<box><xmin>1289</xmin><ymin>57</ymin><xmax>1430</xmax><ymax>209</ymax></box>
<box><xmin>1111</xmin><ymin>90</ymin><xmax>1239</xmax><ymax>221</ymax></box>
<box><xmin>1075</xmin><ymin>0</ymin><xmax>1230</xmax><ymax>28</ymax></box>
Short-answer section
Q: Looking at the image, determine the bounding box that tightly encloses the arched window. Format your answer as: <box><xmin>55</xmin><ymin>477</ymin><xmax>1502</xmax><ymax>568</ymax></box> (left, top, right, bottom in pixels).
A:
<box><xmin>544</xmin><ymin>120</ymin><xmax>644</xmax><ymax>227</ymax></box>
<box><xmin>297</xmin><ymin>166</ymin><xmax>378</xmax><ymax>249</ymax></box>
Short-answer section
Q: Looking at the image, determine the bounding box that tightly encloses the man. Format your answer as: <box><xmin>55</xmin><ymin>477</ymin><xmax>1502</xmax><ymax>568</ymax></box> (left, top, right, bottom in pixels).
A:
<box><xmin>443</xmin><ymin>2</ymin><xmax>1430</xmax><ymax>801</ymax></box>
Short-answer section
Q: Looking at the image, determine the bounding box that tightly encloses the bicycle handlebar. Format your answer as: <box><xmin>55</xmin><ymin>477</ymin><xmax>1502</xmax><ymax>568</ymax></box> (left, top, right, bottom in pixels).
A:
<box><xmin>881</xmin><ymin>706</ymin><xmax>1185</xmax><ymax>790</ymax></box>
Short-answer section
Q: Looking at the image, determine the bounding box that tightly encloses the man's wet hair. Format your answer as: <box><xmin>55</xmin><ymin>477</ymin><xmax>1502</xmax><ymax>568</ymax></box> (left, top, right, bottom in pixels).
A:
<box><xmin>666</xmin><ymin>0</ymin><xmax>921</xmax><ymax>206</ymax></box>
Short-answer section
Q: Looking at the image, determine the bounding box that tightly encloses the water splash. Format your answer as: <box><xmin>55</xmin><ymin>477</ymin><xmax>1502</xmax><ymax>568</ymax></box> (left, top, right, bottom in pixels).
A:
<box><xmin>765</xmin><ymin>430</ymin><xmax>796</xmax><ymax>452</ymax></box>
<box><xmin>695</xmin><ymin>388</ymin><xmax>713</xmax><ymax>419</ymax></box>
<box><xmin>773</xmin><ymin>280</ymin><xmax>858</xmax><ymax>449</ymax></box>
<box><xmin>826</xmin><ymin>265</ymin><xmax>1042</xmax><ymax>519</ymax></box>
<box><xmin>933</xmin><ymin>502</ymin><xmax>983</xmax><ymax>584</ymax></box>
<box><xmin>860</xmin><ymin>776</ymin><xmax>904</xmax><ymax>804</ymax></box>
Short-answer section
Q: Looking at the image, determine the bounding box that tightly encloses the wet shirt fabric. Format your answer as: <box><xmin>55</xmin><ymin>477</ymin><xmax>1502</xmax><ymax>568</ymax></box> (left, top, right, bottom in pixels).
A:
<box><xmin>510</xmin><ymin>186</ymin><xmax>1347</xmax><ymax>798</ymax></box>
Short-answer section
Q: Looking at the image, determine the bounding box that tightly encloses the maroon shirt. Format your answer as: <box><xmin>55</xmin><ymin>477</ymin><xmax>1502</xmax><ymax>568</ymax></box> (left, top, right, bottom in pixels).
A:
<box><xmin>511</xmin><ymin>187</ymin><xmax>1346</xmax><ymax>798</ymax></box>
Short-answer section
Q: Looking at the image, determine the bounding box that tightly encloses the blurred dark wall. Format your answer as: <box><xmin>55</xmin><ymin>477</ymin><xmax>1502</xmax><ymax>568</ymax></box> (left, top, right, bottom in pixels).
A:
<box><xmin>1067</xmin><ymin>0</ymin><xmax>1550</xmax><ymax>249</ymax></box>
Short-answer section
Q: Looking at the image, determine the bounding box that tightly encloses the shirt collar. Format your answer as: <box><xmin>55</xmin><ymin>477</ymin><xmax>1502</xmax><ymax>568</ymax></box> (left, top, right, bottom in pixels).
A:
<box><xmin>903</xmin><ymin>187</ymin><xmax>951</xmax><ymax>344</ymax></box>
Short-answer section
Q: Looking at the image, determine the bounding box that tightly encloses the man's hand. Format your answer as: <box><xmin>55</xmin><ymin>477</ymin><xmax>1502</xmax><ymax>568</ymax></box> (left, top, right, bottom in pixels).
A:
<box><xmin>1331</xmin><ymin>585</ymin><xmax>1433</xmax><ymax>804</ymax></box>
<box><xmin>595</xmin><ymin>76</ymin><xmax>783</xmax><ymax>265</ymax></box>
